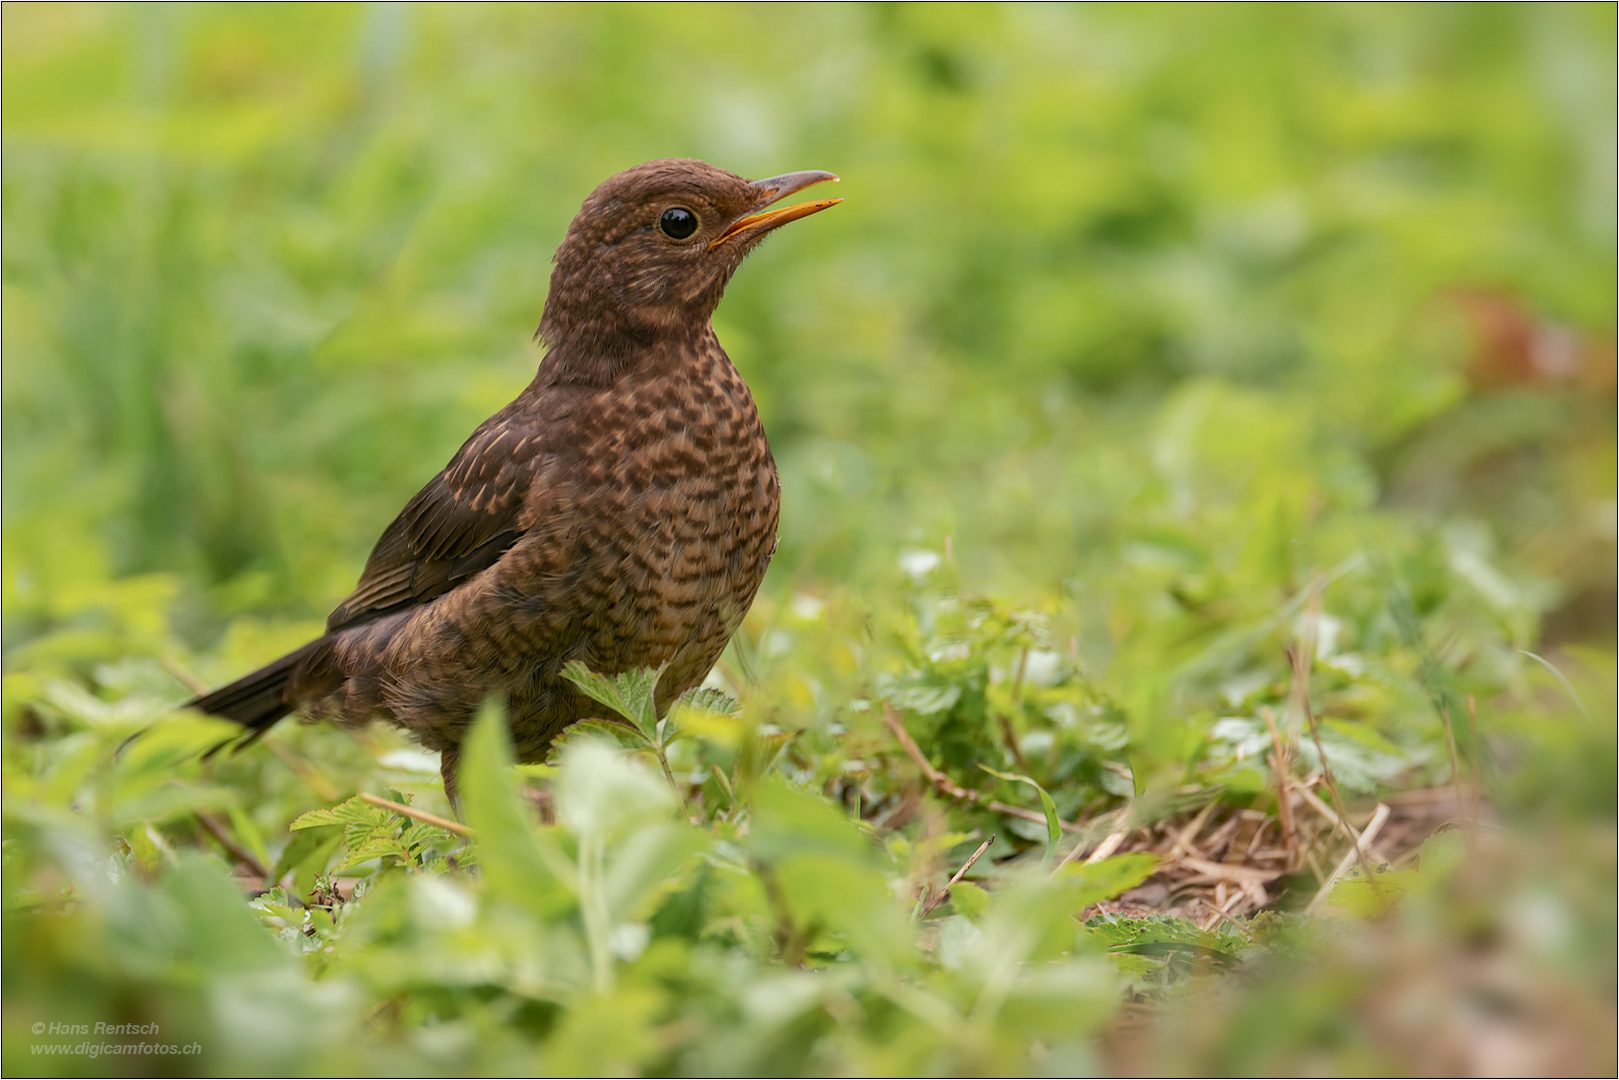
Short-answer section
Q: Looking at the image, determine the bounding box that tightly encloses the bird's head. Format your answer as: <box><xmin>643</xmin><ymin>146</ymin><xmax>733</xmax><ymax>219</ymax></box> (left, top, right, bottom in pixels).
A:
<box><xmin>538</xmin><ymin>158</ymin><xmax>839</xmax><ymax>380</ymax></box>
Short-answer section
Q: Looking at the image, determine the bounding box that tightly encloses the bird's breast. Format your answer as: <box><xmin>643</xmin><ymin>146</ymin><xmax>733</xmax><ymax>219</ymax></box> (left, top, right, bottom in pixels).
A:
<box><xmin>564</xmin><ymin>345</ymin><xmax>779</xmax><ymax>678</ymax></box>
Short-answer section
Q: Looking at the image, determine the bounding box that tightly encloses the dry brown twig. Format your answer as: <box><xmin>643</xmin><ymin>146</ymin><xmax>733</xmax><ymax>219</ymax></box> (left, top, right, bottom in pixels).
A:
<box><xmin>1197</xmin><ymin>813</ymin><xmax>1245</xmax><ymax>860</ymax></box>
<box><xmin>1465</xmin><ymin>694</ymin><xmax>1482</xmax><ymax>823</ymax></box>
<box><xmin>196</xmin><ymin>812</ymin><xmax>269</xmax><ymax>879</ymax></box>
<box><xmin>1200</xmin><ymin>888</ymin><xmax>1245</xmax><ymax>932</ymax></box>
<box><xmin>1290</xmin><ymin>638</ymin><xmax>1384</xmax><ymax>892</ymax></box>
<box><xmin>359</xmin><ymin>792</ymin><xmax>474</xmax><ymax>838</ymax></box>
<box><xmin>1438</xmin><ymin>701</ymin><xmax>1470</xmax><ymax>831</ymax></box>
<box><xmin>1177</xmin><ymin>856</ymin><xmax>1283</xmax><ymax>885</ymax></box>
<box><xmin>1261</xmin><ymin>705</ymin><xmax>1299</xmax><ymax>869</ymax></box>
<box><xmin>1050</xmin><ymin>812</ymin><xmax>1132</xmax><ymax>873</ymax></box>
<box><xmin>1305</xmin><ymin>802</ymin><xmax>1391</xmax><ymax>916</ymax></box>
<box><xmin>880</xmin><ymin>704</ymin><xmax>1080</xmax><ymax>833</ymax></box>
<box><xmin>162</xmin><ymin>657</ymin><xmax>211</xmax><ymax>696</ymax></box>
<box><xmin>920</xmin><ymin>834</ymin><xmax>995</xmax><ymax>916</ymax></box>
<box><xmin>1293</xmin><ymin>781</ymin><xmax>1392</xmax><ymax>865</ymax></box>
<box><xmin>1083</xmin><ymin>826</ymin><xmax>1132</xmax><ymax>865</ymax></box>
<box><xmin>1286</xmin><ymin>581</ymin><xmax>1387</xmax><ymax>907</ymax></box>
<box><xmin>266</xmin><ymin>741</ymin><xmax>343</xmax><ymax>802</ymax></box>
<box><xmin>1169</xmin><ymin>801</ymin><xmax>1217</xmax><ymax>859</ymax></box>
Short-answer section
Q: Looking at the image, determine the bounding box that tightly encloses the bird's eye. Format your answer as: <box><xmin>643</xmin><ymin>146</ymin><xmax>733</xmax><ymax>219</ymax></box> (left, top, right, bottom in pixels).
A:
<box><xmin>659</xmin><ymin>207</ymin><xmax>698</xmax><ymax>240</ymax></box>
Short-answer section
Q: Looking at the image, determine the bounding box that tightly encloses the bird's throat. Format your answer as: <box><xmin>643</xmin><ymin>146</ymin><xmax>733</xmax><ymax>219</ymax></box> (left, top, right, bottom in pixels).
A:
<box><xmin>537</xmin><ymin>319</ymin><xmax>714</xmax><ymax>388</ymax></box>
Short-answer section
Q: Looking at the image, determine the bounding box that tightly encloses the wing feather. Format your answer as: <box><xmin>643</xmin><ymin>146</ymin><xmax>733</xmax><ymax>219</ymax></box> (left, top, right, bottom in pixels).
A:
<box><xmin>326</xmin><ymin>405</ymin><xmax>540</xmax><ymax>631</ymax></box>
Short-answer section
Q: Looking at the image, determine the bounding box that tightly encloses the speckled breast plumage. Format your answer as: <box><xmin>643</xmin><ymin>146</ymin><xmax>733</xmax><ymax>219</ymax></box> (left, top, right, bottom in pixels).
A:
<box><xmin>321</xmin><ymin>327</ymin><xmax>779</xmax><ymax>764</ymax></box>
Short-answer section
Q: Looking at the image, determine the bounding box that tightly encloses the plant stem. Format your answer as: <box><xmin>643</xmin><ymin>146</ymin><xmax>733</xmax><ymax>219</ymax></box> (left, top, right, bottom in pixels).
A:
<box><xmin>656</xmin><ymin>745</ymin><xmax>692</xmax><ymax>823</ymax></box>
<box><xmin>578</xmin><ymin>834</ymin><xmax>614</xmax><ymax>994</ymax></box>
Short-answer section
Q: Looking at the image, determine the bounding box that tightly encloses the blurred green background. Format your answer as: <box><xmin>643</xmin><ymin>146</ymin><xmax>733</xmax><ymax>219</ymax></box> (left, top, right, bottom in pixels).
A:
<box><xmin>3</xmin><ymin>4</ymin><xmax>1614</xmax><ymax>1076</ymax></box>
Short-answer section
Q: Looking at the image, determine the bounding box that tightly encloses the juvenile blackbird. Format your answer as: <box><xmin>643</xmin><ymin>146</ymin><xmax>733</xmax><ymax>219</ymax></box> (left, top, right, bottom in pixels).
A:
<box><xmin>191</xmin><ymin>159</ymin><xmax>840</xmax><ymax>803</ymax></box>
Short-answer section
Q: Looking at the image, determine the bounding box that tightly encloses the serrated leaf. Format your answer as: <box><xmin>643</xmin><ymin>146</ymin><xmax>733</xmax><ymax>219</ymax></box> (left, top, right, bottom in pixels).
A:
<box><xmin>678</xmin><ymin>687</ymin><xmax>740</xmax><ymax>715</ymax></box>
<box><xmin>547</xmin><ymin>718</ymin><xmax>650</xmax><ymax>765</ymax></box>
<box><xmin>289</xmin><ymin>796</ymin><xmax>384</xmax><ymax>830</ymax></box>
<box><xmin>561</xmin><ymin>661</ymin><xmax>665</xmax><ymax>740</ymax></box>
<box><xmin>335</xmin><ymin>833</ymin><xmax>411</xmax><ymax>872</ymax></box>
<box><xmin>665</xmin><ymin>688</ymin><xmax>740</xmax><ymax>749</ymax></box>
<box><xmin>1084</xmin><ymin>912</ymin><xmax>1249</xmax><ymax>964</ymax></box>
<box><xmin>674</xmin><ymin>706</ymin><xmax>747</xmax><ymax>747</ymax></box>
<box><xmin>398</xmin><ymin>821</ymin><xmax>454</xmax><ymax>851</ymax></box>
<box><xmin>248</xmin><ymin>886</ymin><xmax>302</xmax><ymax>928</ymax></box>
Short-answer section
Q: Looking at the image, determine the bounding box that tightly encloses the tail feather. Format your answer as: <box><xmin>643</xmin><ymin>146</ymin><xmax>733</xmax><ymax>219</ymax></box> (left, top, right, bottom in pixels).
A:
<box><xmin>189</xmin><ymin>639</ymin><xmax>328</xmax><ymax>734</ymax></box>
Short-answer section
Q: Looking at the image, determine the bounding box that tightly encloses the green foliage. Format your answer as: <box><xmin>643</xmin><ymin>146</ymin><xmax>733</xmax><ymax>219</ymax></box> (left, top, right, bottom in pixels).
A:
<box><xmin>3</xmin><ymin>3</ymin><xmax>1614</xmax><ymax>1076</ymax></box>
<box><xmin>1057</xmin><ymin>853</ymin><xmax>1159</xmax><ymax>911</ymax></box>
<box><xmin>1326</xmin><ymin>828</ymin><xmax>1468</xmax><ymax>917</ymax></box>
<box><xmin>978</xmin><ymin>764</ymin><xmax>1061</xmax><ymax>862</ymax></box>
<box><xmin>289</xmin><ymin>796</ymin><xmax>458</xmax><ymax>874</ymax></box>
<box><xmin>1085</xmin><ymin>913</ymin><xmax>1251</xmax><ymax>979</ymax></box>
<box><xmin>561</xmin><ymin>662</ymin><xmax>665</xmax><ymax>745</ymax></box>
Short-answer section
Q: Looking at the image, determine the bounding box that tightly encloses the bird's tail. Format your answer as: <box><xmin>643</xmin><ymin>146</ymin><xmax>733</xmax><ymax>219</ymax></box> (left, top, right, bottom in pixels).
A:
<box><xmin>189</xmin><ymin>639</ymin><xmax>328</xmax><ymax>743</ymax></box>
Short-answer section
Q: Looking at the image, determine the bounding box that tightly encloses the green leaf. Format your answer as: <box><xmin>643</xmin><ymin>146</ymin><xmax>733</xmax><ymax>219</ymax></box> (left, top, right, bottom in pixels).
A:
<box><xmin>272</xmin><ymin>827</ymin><xmax>344</xmax><ymax>899</ymax></box>
<box><xmin>749</xmin><ymin>777</ymin><xmax>870</xmax><ymax>862</ymax></box>
<box><xmin>335</xmin><ymin>832</ymin><xmax>412</xmax><ymax>872</ymax></box>
<box><xmin>678</xmin><ymin>686</ymin><xmax>740</xmax><ymax>716</ymax></box>
<box><xmin>248</xmin><ymin>886</ymin><xmax>303</xmax><ymax>929</ymax></box>
<box><xmin>713</xmin><ymin>762</ymin><xmax>737</xmax><ymax>797</ymax></box>
<box><xmin>1327</xmin><ymin>869</ymin><xmax>1419</xmax><ymax>916</ymax></box>
<box><xmin>226</xmin><ymin>805</ymin><xmax>273</xmax><ymax>874</ymax></box>
<box><xmin>603</xmin><ymin>822</ymin><xmax>708</xmax><ymax>924</ymax></box>
<box><xmin>1327</xmin><ymin>831</ymin><xmax>1467</xmax><ymax>916</ymax></box>
<box><xmin>1084</xmin><ymin>912</ymin><xmax>1249</xmax><ymax>970</ymax></box>
<box><xmin>561</xmin><ymin>661</ymin><xmax>665</xmax><ymax>741</ymax></box>
<box><xmin>950</xmin><ymin>880</ymin><xmax>991</xmax><ymax>921</ymax></box>
<box><xmin>546</xmin><ymin>718</ymin><xmax>650</xmax><ymax>764</ymax></box>
<box><xmin>1414</xmin><ymin>829</ymin><xmax>1467</xmax><ymax>884</ymax></box>
<box><xmin>671</xmin><ymin>689</ymin><xmax>745</xmax><ymax>747</ymax></box>
<box><xmin>460</xmin><ymin>696</ymin><xmax>577</xmax><ymax>918</ymax></box>
<box><xmin>749</xmin><ymin>779</ymin><xmax>914</xmax><ymax>966</ymax></box>
<box><xmin>1056</xmin><ymin>852</ymin><xmax>1158</xmax><ymax>909</ymax></box>
<box><xmin>978</xmin><ymin>764</ymin><xmax>1061</xmax><ymax>859</ymax></box>
<box><xmin>999</xmin><ymin>963</ymin><xmax>1117</xmax><ymax>1040</ymax></box>
<box><xmin>289</xmin><ymin>796</ymin><xmax>378</xmax><ymax>830</ymax></box>
<box><xmin>555</xmin><ymin>737</ymin><xmax>672</xmax><ymax>841</ymax></box>
<box><xmin>756</xmin><ymin>731</ymin><xmax>798</xmax><ymax>777</ymax></box>
<box><xmin>884</xmin><ymin>679</ymin><xmax>962</xmax><ymax>716</ymax></box>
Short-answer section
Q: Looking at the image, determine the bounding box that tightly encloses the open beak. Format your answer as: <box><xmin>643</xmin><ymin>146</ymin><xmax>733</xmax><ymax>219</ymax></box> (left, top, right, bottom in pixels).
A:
<box><xmin>710</xmin><ymin>170</ymin><xmax>841</xmax><ymax>250</ymax></box>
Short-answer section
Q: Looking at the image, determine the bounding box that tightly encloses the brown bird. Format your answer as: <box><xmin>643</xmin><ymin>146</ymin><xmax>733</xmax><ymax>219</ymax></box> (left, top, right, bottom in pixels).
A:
<box><xmin>191</xmin><ymin>159</ymin><xmax>840</xmax><ymax>804</ymax></box>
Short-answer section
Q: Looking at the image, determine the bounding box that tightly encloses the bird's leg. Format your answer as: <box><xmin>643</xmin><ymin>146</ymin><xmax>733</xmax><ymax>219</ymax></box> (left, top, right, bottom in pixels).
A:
<box><xmin>439</xmin><ymin>744</ymin><xmax>461</xmax><ymax>818</ymax></box>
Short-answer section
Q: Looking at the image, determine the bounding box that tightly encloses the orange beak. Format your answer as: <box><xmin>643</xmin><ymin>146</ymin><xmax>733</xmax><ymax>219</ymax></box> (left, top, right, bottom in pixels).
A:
<box><xmin>710</xmin><ymin>170</ymin><xmax>842</xmax><ymax>250</ymax></box>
